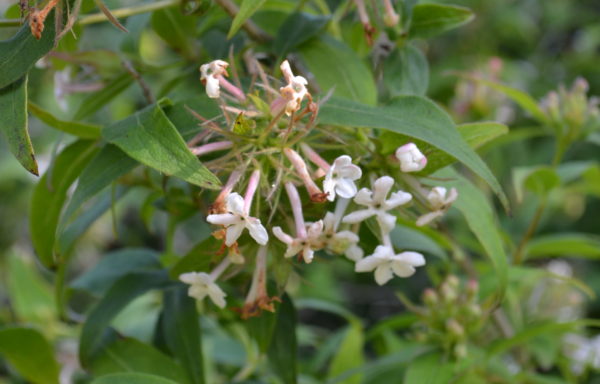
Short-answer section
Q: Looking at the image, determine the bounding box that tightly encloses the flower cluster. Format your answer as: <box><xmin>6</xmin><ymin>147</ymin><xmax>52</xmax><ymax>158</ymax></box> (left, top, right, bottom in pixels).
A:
<box><xmin>178</xmin><ymin>59</ymin><xmax>459</xmax><ymax>313</ymax></box>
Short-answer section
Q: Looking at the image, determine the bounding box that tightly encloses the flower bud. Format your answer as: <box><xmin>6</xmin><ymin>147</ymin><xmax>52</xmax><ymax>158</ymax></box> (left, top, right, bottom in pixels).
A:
<box><xmin>446</xmin><ymin>319</ymin><xmax>465</xmax><ymax>338</ymax></box>
<box><xmin>423</xmin><ymin>288</ymin><xmax>439</xmax><ymax>306</ymax></box>
<box><xmin>454</xmin><ymin>343</ymin><xmax>467</xmax><ymax>359</ymax></box>
<box><xmin>395</xmin><ymin>143</ymin><xmax>427</xmax><ymax>172</ymax></box>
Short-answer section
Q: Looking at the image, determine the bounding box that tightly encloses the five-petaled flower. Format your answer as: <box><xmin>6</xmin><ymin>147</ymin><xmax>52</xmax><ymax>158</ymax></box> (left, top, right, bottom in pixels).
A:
<box><xmin>200</xmin><ymin>60</ymin><xmax>229</xmax><ymax>98</ymax></box>
<box><xmin>207</xmin><ymin>193</ymin><xmax>269</xmax><ymax>246</ymax></box>
<box><xmin>323</xmin><ymin>155</ymin><xmax>362</xmax><ymax>202</ymax></box>
<box><xmin>416</xmin><ymin>187</ymin><xmax>458</xmax><ymax>227</ymax></box>
<box><xmin>395</xmin><ymin>143</ymin><xmax>427</xmax><ymax>172</ymax></box>
<box><xmin>280</xmin><ymin>60</ymin><xmax>309</xmax><ymax>116</ymax></box>
<box><xmin>321</xmin><ymin>212</ymin><xmax>363</xmax><ymax>261</ymax></box>
<box><xmin>179</xmin><ymin>272</ymin><xmax>227</xmax><ymax>308</ymax></box>
<box><xmin>273</xmin><ymin>221</ymin><xmax>323</xmax><ymax>264</ymax></box>
<box><xmin>342</xmin><ymin>176</ymin><xmax>412</xmax><ymax>233</ymax></box>
<box><xmin>355</xmin><ymin>245</ymin><xmax>426</xmax><ymax>285</ymax></box>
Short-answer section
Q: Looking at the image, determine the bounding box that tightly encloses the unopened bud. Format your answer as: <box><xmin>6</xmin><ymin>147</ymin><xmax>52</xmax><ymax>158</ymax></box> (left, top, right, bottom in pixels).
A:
<box><xmin>423</xmin><ymin>288</ymin><xmax>438</xmax><ymax>306</ymax></box>
<box><xmin>446</xmin><ymin>319</ymin><xmax>465</xmax><ymax>338</ymax></box>
<box><xmin>441</xmin><ymin>283</ymin><xmax>457</xmax><ymax>302</ymax></box>
<box><xmin>454</xmin><ymin>343</ymin><xmax>467</xmax><ymax>359</ymax></box>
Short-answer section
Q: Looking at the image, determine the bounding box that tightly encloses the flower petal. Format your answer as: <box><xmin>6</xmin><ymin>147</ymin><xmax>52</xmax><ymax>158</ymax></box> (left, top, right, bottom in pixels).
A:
<box><xmin>345</xmin><ymin>245</ymin><xmax>364</xmax><ymax>261</ymax></box>
<box><xmin>307</xmin><ymin>220</ymin><xmax>324</xmax><ymax>239</ymax></box>
<box><xmin>376</xmin><ymin>212</ymin><xmax>397</xmax><ymax>233</ymax></box>
<box><xmin>206</xmin><ymin>213</ymin><xmax>239</xmax><ymax>226</ymax></box>
<box><xmin>207</xmin><ymin>283</ymin><xmax>227</xmax><ymax>308</ymax></box>
<box><xmin>385</xmin><ymin>191</ymin><xmax>412</xmax><ymax>209</ymax></box>
<box><xmin>396</xmin><ymin>251</ymin><xmax>426</xmax><ymax>267</ymax></box>
<box><xmin>323</xmin><ymin>175</ymin><xmax>337</xmax><ymax>201</ymax></box>
<box><xmin>246</xmin><ymin>218</ymin><xmax>269</xmax><ymax>245</ymax></box>
<box><xmin>342</xmin><ymin>209</ymin><xmax>375</xmax><ymax>224</ymax></box>
<box><xmin>335</xmin><ymin>179</ymin><xmax>358</xmax><ymax>199</ymax></box>
<box><xmin>355</xmin><ymin>255</ymin><xmax>384</xmax><ymax>272</ymax></box>
<box><xmin>226</xmin><ymin>192</ymin><xmax>246</xmax><ymax>215</ymax></box>
<box><xmin>372</xmin><ymin>176</ymin><xmax>394</xmax><ymax>203</ymax></box>
<box><xmin>188</xmin><ymin>285</ymin><xmax>209</xmax><ymax>301</ymax></box>
<box><xmin>374</xmin><ymin>264</ymin><xmax>394</xmax><ymax>285</ymax></box>
<box><xmin>302</xmin><ymin>247</ymin><xmax>314</xmax><ymax>263</ymax></box>
<box><xmin>353</xmin><ymin>188</ymin><xmax>373</xmax><ymax>206</ymax></box>
<box><xmin>273</xmin><ymin>226</ymin><xmax>294</xmax><ymax>244</ymax></box>
<box><xmin>205</xmin><ymin>76</ymin><xmax>220</xmax><ymax>98</ymax></box>
<box><xmin>284</xmin><ymin>243</ymin><xmax>304</xmax><ymax>258</ymax></box>
<box><xmin>225</xmin><ymin>223</ymin><xmax>245</xmax><ymax>246</ymax></box>
<box><xmin>416</xmin><ymin>211</ymin><xmax>444</xmax><ymax>227</ymax></box>
<box><xmin>391</xmin><ymin>262</ymin><xmax>416</xmax><ymax>278</ymax></box>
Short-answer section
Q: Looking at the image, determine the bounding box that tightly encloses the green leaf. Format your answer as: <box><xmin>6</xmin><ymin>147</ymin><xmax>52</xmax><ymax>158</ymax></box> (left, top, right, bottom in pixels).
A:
<box><xmin>512</xmin><ymin>166</ymin><xmax>560</xmax><ymax>202</ymax></box>
<box><xmin>525</xmin><ymin>233</ymin><xmax>600</xmax><ymax>260</ymax></box>
<box><xmin>404</xmin><ymin>353</ymin><xmax>455</xmax><ymax>384</ymax></box>
<box><xmin>102</xmin><ymin>102</ymin><xmax>221</xmax><ymax>189</ymax></box>
<box><xmin>247</xmin><ymin>310</ymin><xmax>278</xmax><ymax>353</ymax></box>
<box><xmin>380</xmin><ymin>121</ymin><xmax>509</xmax><ymax>175</ymax></box>
<box><xmin>318</xmin><ymin>97</ymin><xmax>509</xmax><ymax>210</ymax></box>
<box><xmin>151</xmin><ymin>8</ymin><xmax>196</xmax><ymax>57</ymax></box>
<box><xmin>390</xmin><ymin>225</ymin><xmax>447</xmax><ymax>259</ymax></box>
<box><xmin>162</xmin><ymin>286</ymin><xmax>206</xmax><ymax>384</ymax></box>
<box><xmin>91</xmin><ymin>338</ymin><xmax>188</xmax><ymax>384</ymax></box>
<box><xmin>7</xmin><ymin>251</ymin><xmax>55</xmax><ymax>325</ymax></box>
<box><xmin>28</xmin><ymin>102</ymin><xmax>102</xmax><ymax>139</ymax></box>
<box><xmin>299</xmin><ymin>37</ymin><xmax>377</xmax><ymax>105</ymax></box>
<box><xmin>273</xmin><ymin>13</ymin><xmax>329</xmax><ymax>58</ymax></box>
<box><xmin>0</xmin><ymin>12</ymin><xmax>55</xmax><ymax>88</ymax></box>
<box><xmin>383</xmin><ymin>45</ymin><xmax>429</xmax><ymax>97</ymax></box>
<box><xmin>90</xmin><ymin>373</ymin><xmax>179</xmax><ymax>384</ymax></box>
<box><xmin>61</xmin><ymin>145</ymin><xmax>137</xmax><ymax>228</ymax></box>
<box><xmin>0</xmin><ymin>75</ymin><xmax>38</xmax><ymax>175</ymax></box>
<box><xmin>71</xmin><ymin>248</ymin><xmax>161</xmax><ymax>296</ymax></box>
<box><xmin>30</xmin><ymin>140</ymin><xmax>98</xmax><ymax>267</ymax></box>
<box><xmin>169</xmin><ymin>236</ymin><xmax>220</xmax><ymax>279</ymax></box>
<box><xmin>0</xmin><ymin>327</ymin><xmax>60</xmax><ymax>384</ymax></box>
<box><xmin>74</xmin><ymin>72</ymin><xmax>134</xmax><ymax>120</ymax></box>
<box><xmin>430</xmin><ymin>168</ymin><xmax>508</xmax><ymax>302</ymax></box>
<box><xmin>268</xmin><ymin>294</ymin><xmax>298</xmax><ymax>384</ymax></box>
<box><xmin>79</xmin><ymin>270</ymin><xmax>172</xmax><ymax>366</ymax></box>
<box><xmin>228</xmin><ymin>0</ymin><xmax>266</xmax><ymax>39</ymax></box>
<box><xmin>410</xmin><ymin>4</ymin><xmax>474</xmax><ymax>39</ymax></box>
<box><xmin>453</xmin><ymin>74</ymin><xmax>548</xmax><ymax>124</ymax></box>
<box><xmin>327</xmin><ymin>323</ymin><xmax>365</xmax><ymax>384</ymax></box>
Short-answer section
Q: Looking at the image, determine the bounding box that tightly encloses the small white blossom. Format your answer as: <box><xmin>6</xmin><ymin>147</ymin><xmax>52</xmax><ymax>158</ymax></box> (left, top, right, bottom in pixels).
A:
<box><xmin>321</xmin><ymin>212</ymin><xmax>363</xmax><ymax>261</ymax></box>
<box><xmin>207</xmin><ymin>193</ymin><xmax>268</xmax><ymax>246</ymax></box>
<box><xmin>395</xmin><ymin>143</ymin><xmax>427</xmax><ymax>172</ymax></box>
<box><xmin>342</xmin><ymin>176</ymin><xmax>412</xmax><ymax>233</ymax></box>
<box><xmin>323</xmin><ymin>155</ymin><xmax>362</xmax><ymax>202</ymax></box>
<box><xmin>355</xmin><ymin>245</ymin><xmax>425</xmax><ymax>285</ymax></box>
<box><xmin>280</xmin><ymin>60</ymin><xmax>309</xmax><ymax>116</ymax></box>
<box><xmin>200</xmin><ymin>60</ymin><xmax>228</xmax><ymax>98</ymax></box>
<box><xmin>179</xmin><ymin>272</ymin><xmax>227</xmax><ymax>308</ymax></box>
<box><xmin>416</xmin><ymin>187</ymin><xmax>458</xmax><ymax>227</ymax></box>
<box><xmin>273</xmin><ymin>221</ymin><xmax>323</xmax><ymax>264</ymax></box>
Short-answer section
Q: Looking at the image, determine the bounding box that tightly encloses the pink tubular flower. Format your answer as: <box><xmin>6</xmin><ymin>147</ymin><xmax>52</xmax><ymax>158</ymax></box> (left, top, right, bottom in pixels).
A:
<box><xmin>284</xmin><ymin>148</ymin><xmax>327</xmax><ymax>202</ymax></box>
<box><xmin>279</xmin><ymin>60</ymin><xmax>309</xmax><ymax>116</ymax></box>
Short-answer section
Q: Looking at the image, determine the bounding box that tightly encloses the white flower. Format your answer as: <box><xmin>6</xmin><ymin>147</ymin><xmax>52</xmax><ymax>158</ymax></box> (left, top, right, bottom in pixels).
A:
<box><xmin>416</xmin><ymin>187</ymin><xmax>458</xmax><ymax>227</ymax></box>
<box><xmin>395</xmin><ymin>143</ymin><xmax>427</xmax><ymax>172</ymax></box>
<box><xmin>280</xmin><ymin>60</ymin><xmax>309</xmax><ymax>115</ymax></box>
<box><xmin>206</xmin><ymin>193</ymin><xmax>268</xmax><ymax>246</ymax></box>
<box><xmin>273</xmin><ymin>221</ymin><xmax>323</xmax><ymax>264</ymax></box>
<box><xmin>200</xmin><ymin>60</ymin><xmax>228</xmax><ymax>98</ymax></box>
<box><xmin>321</xmin><ymin>212</ymin><xmax>363</xmax><ymax>261</ymax></box>
<box><xmin>179</xmin><ymin>272</ymin><xmax>227</xmax><ymax>308</ymax></box>
<box><xmin>342</xmin><ymin>176</ymin><xmax>412</xmax><ymax>233</ymax></box>
<box><xmin>355</xmin><ymin>245</ymin><xmax>425</xmax><ymax>285</ymax></box>
<box><xmin>323</xmin><ymin>156</ymin><xmax>362</xmax><ymax>202</ymax></box>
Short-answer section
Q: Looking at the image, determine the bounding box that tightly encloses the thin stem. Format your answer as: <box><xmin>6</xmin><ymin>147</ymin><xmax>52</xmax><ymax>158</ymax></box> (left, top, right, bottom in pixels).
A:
<box><xmin>210</xmin><ymin>257</ymin><xmax>232</xmax><ymax>280</ymax></box>
<box><xmin>79</xmin><ymin>0</ymin><xmax>179</xmax><ymax>26</ymax></box>
<box><xmin>513</xmin><ymin>198</ymin><xmax>546</xmax><ymax>265</ymax></box>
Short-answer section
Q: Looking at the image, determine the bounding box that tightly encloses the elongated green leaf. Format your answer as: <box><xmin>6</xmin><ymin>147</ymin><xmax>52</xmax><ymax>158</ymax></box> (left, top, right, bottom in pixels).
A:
<box><xmin>299</xmin><ymin>37</ymin><xmax>377</xmax><ymax>105</ymax></box>
<box><xmin>28</xmin><ymin>102</ymin><xmax>102</xmax><ymax>139</ymax></box>
<box><xmin>228</xmin><ymin>0</ymin><xmax>266</xmax><ymax>38</ymax></box>
<box><xmin>30</xmin><ymin>140</ymin><xmax>98</xmax><ymax>267</ymax></box>
<box><xmin>383</xmin><ymin>45</ymin><xmax>428</xmax><ymax>97</ymax></box>
<box><xmin>525</xmin><ymin>233</ymin><xmax>600</xmax><ymax>260</ymax></box>
<box><xmin>74</xmin><ymin>72</ymin><xmax>134</xmax><ymax>120</ymax></box>
<box><xmin>72</xmin><ymin>249</ymin><xmax>161</xmax><ymax>296</ymax></box>
<box><xmin>274</xmin><ymin>13</ymin><xmax>329</xmax><ymax>58</ymax></box>
<box><xmin>454</xmin><ymin>74</ymin><xmax>548</xmax><ymax>124</ymax></box>
<box><xmin>319</xmin><ymin>97</ymin><xmax>508</xmax><ymax>209</ymax></box>
<box><xmin>91</xmin><ymin>338</ymin><xmax>188</xmax><ymax>383</ymax></box>
<box><xmin>151</xmin><ymin>7</ymin><xmax>195</xmax><ymax>57</ymax></box>
<box><xmin>380</xmin><ymin>121</ymin><xmax>509</xmax><ymax>175</ymax></box>
<box><xmin>512</xmin><ymin>166</ymin><xmax>560</xmax><ymax>202</ymax></box>
<box><xmin>91</xmin><ymin>373</ymin><xmax>179</xmax><ymax>384</ymax></box>
<box><xmin>327</xmin><ymin>323</ymin><xmax>365</xmax><ymax>384</ymax></box>
<box><xmin>0</xmin><ymin>12</ymin><xmax>55</xmax><ymax>88</ymax></box>
<box><xmin>410</xmin><ymin>4</ymin><xmax>474</xmax><ymax>39</ymax></box>
<box><xmin>404</xmin><ymin>353</ymin><xmax>455</xmax><ymax>384</ymax></box>
<box><xmin>79</xmin><ymin>270</ymin><xmax>172</xmax><ymax>366</ymax></box>
<box><xmin>430</xmin><ymin>168</ymin><xmax>508</xmax><ymax>302</ymax></box>
<box><xmin>61</xmin><ymin>145</ymin><xmax>137</xmax><ymax>228</ymax></box>
<box><xmin>7</xmin><ymin>251</ymin><xmax>55</xmax><ymax>325</ymax></box>
<box><xmin>102</xmin><ymin>102</ymin><xmax>220</xmax><ymax>189</ymax></box>
<box><xmin>268</xmin><ymin>294</ymin><xmax>297</xmax><ymax>384</ymax></box>
<box><xmin>162</xmin><ymin>286</ymin><xmax>205</xmax><ymax>384</ymax></box>
<box><xmin>0</xmin><ymin>327</ymin><xmax>60</xmax><ymax>384</ymax></box>
<box><xmin>391</xmin><ymin>226</ymin><xmax>447</xmax><ymax>259</ymax></box>
<box><xmin>0</xmin><ymin>75</ymin><xmax>38</xmax><ymax>175</ymax></box>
